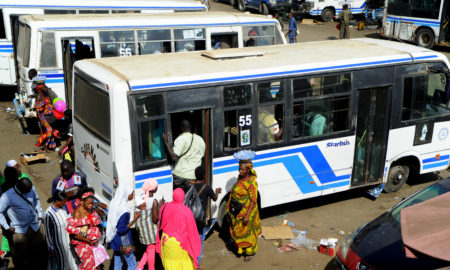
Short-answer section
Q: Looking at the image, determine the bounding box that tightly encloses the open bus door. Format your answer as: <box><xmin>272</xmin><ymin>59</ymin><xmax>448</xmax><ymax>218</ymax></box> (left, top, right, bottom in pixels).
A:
<box><xmin>351</xmin><ymin>86</ymin><xmax>392</xmax><ymax>187</ymax></box>
<box><xmin>58</xmin><ymin>32</ymin><xmax>99</xmax><ymax>109</ymax></box>
<box><xmin>440</xmin><ymin>0</ymin><xmax>449</xmax><ymax>43</ymax></box>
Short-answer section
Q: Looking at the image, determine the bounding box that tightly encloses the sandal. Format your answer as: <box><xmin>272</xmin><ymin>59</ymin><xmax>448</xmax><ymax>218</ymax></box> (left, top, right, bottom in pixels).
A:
<box><xmin>243</xmin><ymin>255</ymin><xmax>255</xmax><ymax>262</ymax></box>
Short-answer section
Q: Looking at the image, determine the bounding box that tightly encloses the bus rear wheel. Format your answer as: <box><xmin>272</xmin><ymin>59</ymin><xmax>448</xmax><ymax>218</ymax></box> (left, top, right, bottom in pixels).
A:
<box><xmin>321</xmin><ymin>8</ymin><xmax>334</xmax><ymax>22</ymax></box>
<box><xmin>415</xmin><ymin>28</ymin><xmax>435</xmax><ymax>49</ymax></box>
<box><xmin>384</xmin><ymin>165</ymin><xmax>409</xmax><ymax>193</ymax></box>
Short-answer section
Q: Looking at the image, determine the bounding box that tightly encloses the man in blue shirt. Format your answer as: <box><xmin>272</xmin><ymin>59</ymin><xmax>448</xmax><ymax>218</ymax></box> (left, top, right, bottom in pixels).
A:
<box><xmin>285</xmin><ymin>13</ymin><xmax>298</xmax><ymax>43</ymax></box>
<box><xmin>0</xmin><ymin>178</ymin><xmax>46</xmax><ymax>269</ymax></box>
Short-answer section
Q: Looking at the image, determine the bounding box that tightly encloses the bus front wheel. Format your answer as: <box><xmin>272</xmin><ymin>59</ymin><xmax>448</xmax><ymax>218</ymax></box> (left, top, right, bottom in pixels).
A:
<box><xmin>384</xmin><ymin>165</ymin><xmax>409</xmax><ymax>193</ymax></box>
<box><xmin>415</xmin><ymin>28</ymin><xmax>435</xmax><ymax>49</ymax></box>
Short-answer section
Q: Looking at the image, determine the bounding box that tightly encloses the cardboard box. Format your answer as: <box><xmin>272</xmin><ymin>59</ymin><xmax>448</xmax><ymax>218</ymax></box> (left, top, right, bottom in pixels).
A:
<box><xmin>319</xmin><ymin>245</ymin><xmax>336</xmax><ymax>256</ymax></box>
<box><xmin>20</xmin><ymin>152</ymin><xmax>48</xmax><ymax>165</ymax></box>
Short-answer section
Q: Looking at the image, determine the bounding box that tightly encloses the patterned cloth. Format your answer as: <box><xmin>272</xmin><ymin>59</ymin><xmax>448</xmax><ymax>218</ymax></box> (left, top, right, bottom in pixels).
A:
<box><xmin>136</xmin><ymin>202</ymin><xmax>158</xmax><ymax>245</ymax></box>
<box><xmin>66</xmin><ymin>212</ymin><xmax>102</xmax><ymax>270</ymax></box>
<box><xmin>226</xmin><ymin>167</ymin><xmax>261</xmax><ymax>256</ymax></box>
<box><xmin>34</xmin><ymin>96</ymin><xmax>58</xmax><ymax>150</ymax></box>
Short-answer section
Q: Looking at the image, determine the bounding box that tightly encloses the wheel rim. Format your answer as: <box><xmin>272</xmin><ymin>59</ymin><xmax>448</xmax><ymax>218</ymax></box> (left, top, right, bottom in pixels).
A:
<box><xmin>420</xmin><ymin>33</ymin><xmax>431</xmax><ymax>46</ymax></box>
<box><xmin>391</xmin><ymin>169</ymin><xmax>404</xmax><ymax>186</ymax></box>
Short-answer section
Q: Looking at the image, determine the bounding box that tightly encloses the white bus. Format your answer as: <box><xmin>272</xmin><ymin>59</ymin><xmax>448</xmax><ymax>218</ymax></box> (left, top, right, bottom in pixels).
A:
<box><xmin>0</xmin><ymin>0</ymin><xmax>207</xmax><ymax>87</ymax></box>
<box><xmin>14</xmin><ymin>12</ymin><xmax>285</xmax><ymax>125</ymax></box>
<box><xmin>300</xmin><ymin>0</ymin><xmax>368</xmax><ymax>22</ymax></box>
<box><xmin>381</xmin><ymin>0</ymin><xmax>449</xmax><ymax>48</ymax></box>
<box><xmin>72</xmin><ymin>39</ymin><xmax>450</xmax><ymax>227</ymax></box>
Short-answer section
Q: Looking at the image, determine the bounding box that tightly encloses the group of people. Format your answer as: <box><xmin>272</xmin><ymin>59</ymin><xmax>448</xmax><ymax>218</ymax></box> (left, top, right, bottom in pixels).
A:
<box><xmin>0</xmin><ymin>118</ymin><xmax>262</xmax><ymax>269</ymax></box>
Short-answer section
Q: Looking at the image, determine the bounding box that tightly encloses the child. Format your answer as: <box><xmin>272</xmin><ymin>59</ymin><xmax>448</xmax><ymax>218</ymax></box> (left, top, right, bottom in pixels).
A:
<box><xmin>134</xmin><ymin>179</ymin><xmax>160</xmax><ymax>270</ymax></box>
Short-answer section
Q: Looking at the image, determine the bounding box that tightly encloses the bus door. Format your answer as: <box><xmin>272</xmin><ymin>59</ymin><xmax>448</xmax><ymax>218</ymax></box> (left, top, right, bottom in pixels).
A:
<box><xmin>440</xmin><ymin>0</ymin><xmax>449</xmax><ymax>43</ymax></box>
<box><xmin>206</xmin><ymin>27</ymin><xmax>241</xmax><ymax>50</ymax></box>
<box><xmin>351</xmin><ymin>86</ymin><xmax>391</xmax><ymax>186</ymax></box>
<box><xmin>57</xmin><ymin>32</ymin><xmax>99</xmax><ymax>109</ymax></box>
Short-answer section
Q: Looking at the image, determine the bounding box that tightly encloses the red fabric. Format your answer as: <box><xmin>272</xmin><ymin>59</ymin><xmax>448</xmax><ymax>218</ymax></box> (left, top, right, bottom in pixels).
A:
<box><xmin>74</xmin><ymin>242</ymin><xmax>97</xmax><ymax>270</ymax></box>
<box><xmin>401</xmin><ymin>192</ymin><xmax>450</xmax><ymax>261</ymax></box>
<box><xmin>156</xmin><ymin>188</ymin><xmax>201</xmax><ymax>268</ymax></box>
<box><xmin>66</xmin><ymin>212</ymin><xmax>102</xmax><ymax>246</ymax></box>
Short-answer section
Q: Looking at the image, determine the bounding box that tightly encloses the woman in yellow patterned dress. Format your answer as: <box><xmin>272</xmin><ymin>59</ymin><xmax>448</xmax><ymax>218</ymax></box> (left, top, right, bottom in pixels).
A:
<box><xmin>227</xmin><ymin>150</ymin><xmax>261</xmax><ymax>261</ymax></box>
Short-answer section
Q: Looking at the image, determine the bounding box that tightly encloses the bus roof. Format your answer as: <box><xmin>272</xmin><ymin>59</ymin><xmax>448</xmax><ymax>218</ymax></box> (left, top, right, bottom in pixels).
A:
<box><xmin>75</xmin><ymin>38</ymin><xmax>449</xmax><ymax>91</ymax></box>
<box><xmin>19</xmin><ymin>12</ymin><xmax>276</xmax><ymax>30</ymax></box>
<box><xmin>0</xmin><ymin>0</ymin><xmax>206</xmax><ymax>11</ymax></box>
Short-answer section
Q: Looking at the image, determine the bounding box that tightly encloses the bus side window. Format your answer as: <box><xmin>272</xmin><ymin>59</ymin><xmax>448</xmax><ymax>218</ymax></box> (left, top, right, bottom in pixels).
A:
<box><xmin>99</xmin><ymin>30</ymin><xmax>136</xmax><ymax>58</ymax></box>
<box><xmin>137</xmin><ymin>29</ymin><xmax>172</xmax><ymax>55</ymax></box>
<box><xmin>40</xmin><ymin>32</ymin><xmax>57</xmax><ymax>68</ymax></box>
<box><xmin>43</xmin><ymin>10</ymin><xmax>76</xmax><ymax>14</ymax></box>
<box><xmin>243</xmin><ymin>25</ymin><xmax>275</xmax><ymax>47</ymax></box>
<box><xmin>402</xmin><ymin>73</ymin><xmax>450</xmax><ymax>121</ymax></box>
<box><xmin>135</xmin><ymin>94</ymin><xmax>166</xmax><ymax>164</ymax></box>
<box><xmin>0</xmin><ymin>10</ymin><xmax>5</xmax><ymax>39</ymax></box>
<box><xmin>257</xmin><ymin>81</ymin><xmax>284</xmax><ymax>144</ymax></box>
<box><xmin>174</xmin><ymin>28</ymin><xmax>206</xmax><ymax>52</ymax></box>
<box><xmin>223</xmin><ymin>84</ymin><xmax>252</xmax><ymax>150</ymax></box>
<box><xmin>292</xmin><ymin>73</ymin><xmax>351</xmax><ymax>138</ymax></box>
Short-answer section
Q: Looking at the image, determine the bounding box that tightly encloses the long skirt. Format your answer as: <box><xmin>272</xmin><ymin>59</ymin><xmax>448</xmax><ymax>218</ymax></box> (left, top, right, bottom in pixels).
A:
<box><xmin>160</xmin><ymin>233</ymin><xmax>195</xmax><ymax>270</ymax></box>
<box><xmin>74</xmin><ymin>243</ymin><xmax>96</xmax><ymax>270</ymax></box>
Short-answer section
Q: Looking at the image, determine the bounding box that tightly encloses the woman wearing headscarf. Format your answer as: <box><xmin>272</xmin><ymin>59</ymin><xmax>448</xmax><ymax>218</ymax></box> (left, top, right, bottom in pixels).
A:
<box><xmin>227</xmin><ymin>150</ymin><xmax>261</xmax><ymax>261</ymax></box>
<box><xmin>66</xmin><ymin>188</ymin><xmax>102</xmax><ymax>270</ymax></box>
<box><xmin>156</xmin><ymin>188</ymin><xmax>201</xmax><ymax>269</ymax></box>
<box><xmin>134</xmin><ymin>179</ymin><xmax>159</xmax><ymax>270</ymax></box>
<box><xmin>34</xmin><ymin>79</ymin><xmax>59</xmax><ymax>152</ymax></box>
<box><xmin>44</xmin><ymin>191</ymin><xmax>78</xmax><ymax>270</ymax></box>
<box><xmin>106</xmin><ymin>185</ymin><xmax>136</xmax><ymax>270</ymax></box>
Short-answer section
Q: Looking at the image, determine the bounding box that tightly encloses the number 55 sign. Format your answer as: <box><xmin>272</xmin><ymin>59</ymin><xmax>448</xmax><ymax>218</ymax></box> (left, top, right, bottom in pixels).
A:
<box><xmin>238</xmin><ymin>110</ymin><xmax>252</xmax><ymax>146</ymax></box>
<box><xmin>119</xmin><ymin>47</ymin><xmax>132</xmax><ymax>57</ymax></box>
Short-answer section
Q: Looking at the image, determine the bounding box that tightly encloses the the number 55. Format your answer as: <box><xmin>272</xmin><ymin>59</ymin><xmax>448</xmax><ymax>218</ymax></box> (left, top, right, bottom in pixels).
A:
<box><xmin>239</xmin><ymin>115</ymin><xmax>252</xmax><ymax>127</ymax></box>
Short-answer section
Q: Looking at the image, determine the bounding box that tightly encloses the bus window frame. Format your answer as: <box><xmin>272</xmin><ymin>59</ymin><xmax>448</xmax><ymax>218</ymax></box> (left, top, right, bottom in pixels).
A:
<box><xmin>290</xmin><ymin>71</ymin><xmax>353</xmax><ymax>142</ymax></box>
<box><xmin>128</xmin><ymin>92</ymin><xmax>170</xmax><ymax>171</ymax></box>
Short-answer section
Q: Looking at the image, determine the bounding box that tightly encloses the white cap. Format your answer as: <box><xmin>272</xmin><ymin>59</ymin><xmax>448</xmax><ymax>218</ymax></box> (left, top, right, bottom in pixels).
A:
<box><xmin>5</xmin><ymin>160</ymin><xmax>17</xmax><ymax>168</ymax></box>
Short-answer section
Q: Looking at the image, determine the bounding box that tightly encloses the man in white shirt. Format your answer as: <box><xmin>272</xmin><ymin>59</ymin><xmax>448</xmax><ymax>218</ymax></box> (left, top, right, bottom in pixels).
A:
<box><xmin>163</xmin><ymin>120</ymin><xmax>205</xmax><ymax>191</ymax></box>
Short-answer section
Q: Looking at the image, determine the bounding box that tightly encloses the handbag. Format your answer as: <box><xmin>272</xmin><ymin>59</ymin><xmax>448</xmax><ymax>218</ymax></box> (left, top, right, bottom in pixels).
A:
<box><xmin>92</xmin><ymin>244</ymin><xmax>109</xmax><ymax>267</ymax></box>
<box><xmin>229</xmin><ymin>196</ymin><xmax>248</xmax><ymax>218</ymax></box>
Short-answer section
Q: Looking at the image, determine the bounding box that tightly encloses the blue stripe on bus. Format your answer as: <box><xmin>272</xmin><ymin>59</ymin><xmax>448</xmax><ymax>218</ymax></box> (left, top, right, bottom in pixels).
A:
<box><xmin>0</xmin><ymin>45</ymin><xmax>13</xmax><ymax>48</ymax></box>
<box><xmin>46</xmin><ymin>79</ymin><xmax>65</xmax><ymax>84</ymax></box>
<box><xmin>308</xmin><ymin>1</ymin><xmax>366</xmax><ymax>14</ymax></box>
<box><xmin>39</xmin><ymin>21</ymin><xmax>275</xmax><ymax>31</ymax></box>
<box><xmin>0</xmin><ymin>49</ymin><xmax>13</xmax><ymax>53</ymax></box>
<box><xmin>422</xmin><ymin>155</ymin><xmax>450</xmax><ymax>164</ymax></box>
<box><xmin>135</xmin><ymin>176</ymin><xmax>172</xmax><ymax>189</ymax></box>
<box><xmin>386</xmin><ymin>16</ymin><xmax>440</xmax><ymax>26</ymax></box>
<box><xmin>423</xmin><ymin>161</ymin><xmax>450</xmax><ymax>170</ymax></box>
<box><xmin>39</xmin><ymin>73</ymin><xmax>64</xmax><ymax>78</ymax></box>
<box><xmin>132</xmin><ymin>56</ymin><xmax>441</xmax><ymax>90</ymax></box>
<box><xmin>0</xmin><ymin>4</ymin><xmax>205</xmax><ymax>10</ymax></box>
<box><xmin>135</xmin><ymin>145</ymin><xmax>351</xmax><ymax>194</ymax></box>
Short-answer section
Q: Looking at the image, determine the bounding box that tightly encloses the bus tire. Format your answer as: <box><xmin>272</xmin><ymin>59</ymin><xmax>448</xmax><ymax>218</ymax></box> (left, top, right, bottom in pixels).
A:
<box><xmin>415</xmin><ymin>28</ymin><xmax>435</xmax><ymax>49</ymax></box>
<box><xmin>384</xmin><ymin>165</ymin><xmax>409</xmax><ymax>193</ymax></box>
<box><xmin>321</xmin><ymin>8</ymin><xmax>334</xmax><ymax>22</ymax></box>
<box><xmin>237</xmin><ymin>0</ymin><xmax>245</xmax><ymax>11</ymax></box>
<box><xmin>261</xmin><ymin>3</ymin><xmax>269</xmax><ymax>15</ymax></box>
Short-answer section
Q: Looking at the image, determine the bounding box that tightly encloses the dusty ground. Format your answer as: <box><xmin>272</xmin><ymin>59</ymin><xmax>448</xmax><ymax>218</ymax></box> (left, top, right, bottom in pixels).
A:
<box><xmin>0</xmin><ymin>3</ymin><xmax>449</xmax><ymax>269</ymax></box>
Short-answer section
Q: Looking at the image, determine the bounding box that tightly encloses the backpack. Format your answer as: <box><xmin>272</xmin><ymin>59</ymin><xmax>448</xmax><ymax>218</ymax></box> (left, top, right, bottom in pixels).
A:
<box><xmin>183</xmin><ymin>184</ymin><xmax>207</xmax><ymax>226</ymax></box>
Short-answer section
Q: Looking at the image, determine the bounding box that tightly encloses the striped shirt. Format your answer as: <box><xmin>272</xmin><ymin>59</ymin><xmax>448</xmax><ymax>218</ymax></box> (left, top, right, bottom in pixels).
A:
<box><xmin>44</xmin><ymin>205</ymin><xmax>78</xmax><ymax>270</ymax></box>
<box><xmin>136</xmin><ymin>199</ymin><xmax>158</xmax><ymax>245</ymax></box>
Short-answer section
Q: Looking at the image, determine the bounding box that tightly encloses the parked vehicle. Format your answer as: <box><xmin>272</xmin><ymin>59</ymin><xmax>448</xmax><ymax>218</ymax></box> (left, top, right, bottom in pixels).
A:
<box><xmin>336</xmin><ymin>177</ymin><xmax>450</xmax><ymax>269</ymax></box>
<box><xmin>215</xmin><ymin>0</ymin><xmax>291</xmax><ymax>15</ymax></box>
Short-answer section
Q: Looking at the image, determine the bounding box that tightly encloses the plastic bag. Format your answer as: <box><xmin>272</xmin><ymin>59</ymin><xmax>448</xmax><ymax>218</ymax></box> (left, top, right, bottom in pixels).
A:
<box><xmin>92</xmin><ymin>244</ymin><xmax>109</xmax><ymax>267</ymax></box>
<box><xmin>184</xmin><ymin>185</ymin><xmax>205</xmax><ymax>225</ymax></box>
<box><xmin>289</xmin><ymin>233</ymin><xmax>319</xmax><ymax>250</ymax></box>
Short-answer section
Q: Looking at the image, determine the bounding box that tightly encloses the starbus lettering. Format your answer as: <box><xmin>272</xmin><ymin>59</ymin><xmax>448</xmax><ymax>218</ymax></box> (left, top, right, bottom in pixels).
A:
<box><xmin>326</xmin><ymin>140</ymin><xmax>350</xmax><ymax>147</ymax></box>
<box><xmin>81</xmin><ymin>143</ymin><xmax>100</xmax><ymax>172</ymax></box>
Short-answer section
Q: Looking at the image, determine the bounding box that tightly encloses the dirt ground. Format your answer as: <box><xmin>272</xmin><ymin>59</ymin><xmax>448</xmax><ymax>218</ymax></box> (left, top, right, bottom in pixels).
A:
<box><xmin>0</xmin><ymin>3</ymin><xmax>450</xmax><ymax>269</ymax></box>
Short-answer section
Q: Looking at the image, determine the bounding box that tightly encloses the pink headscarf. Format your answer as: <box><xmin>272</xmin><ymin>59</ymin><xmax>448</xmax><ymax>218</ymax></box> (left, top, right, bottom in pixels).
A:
<box><xmin>156</xmin><ymin>188</ymin><xmax>201</xmax><ymax>268</ymax></box>
<box><xmin>142</xmin><ymin>178</ymin><xmax>158</xmax><ymax>205</ymax></box>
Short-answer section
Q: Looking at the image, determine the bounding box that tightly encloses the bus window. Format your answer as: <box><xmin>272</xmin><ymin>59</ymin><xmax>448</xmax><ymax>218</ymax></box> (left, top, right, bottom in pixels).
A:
<box><xmin>243</xmin><ymin>25</ymin><xmax>276</xmax><ymax>47</ymax></box>
<box><xmin>44</xmin><ymin>10</ymin><xmax>76</xmax><ymax>14</ymax></box>
<box><xmin>40</xmin><ymin>32</ymin><xmax>57</xmax><ymax>68</ymax></box>
<box><xmin>0</xmin><ymin>10</ymin><xmax>6</xmax><ymax>39</ymax></box>
<box><xmin>79</xmin><ymin>10</ymin><xmax>109</xmax><ymax>14</ymax></box>
<box><xmin>402</xmin><ymin>73</ymin><xmax>450</xmax><ymax>121</ymax></box>
<box><xmin>223</xmin><ymin>84</ymin><xmax>252</xmax><ymax>150</ymax></box>
<box><xmin>99</xmin><ymin>30</ymin><xmax>136</xmax><ymax>57</ymax></box>
<box><xmin>134</xmin><ymin>94</ymin><xmax>166</xmax><ymax>164</ymax></box>
<box><xmin>111</xmin><ymin>10</ymin><xmax>140</xmax><ymax>13</ymax></box>
<box><xmin>257</xmin><ymin>81</ymin><xmax>284</xmax><ymax>144</ymax></box>
<box><xmin>17</xmin><ymin>24</ymin><xmax>31</xmax><ymax>67</ymax></box>
<box><xmin>292</xmin><ymin>74</ymin><xmax>351</xmax><ymax>138</ymax></box>
<box><xmin>410</xmin><ymin>0</ymin><xmax>441</xmax><ymax>19</ymax></box>
<box><xmin>174</xmin><ymin>28</ymin><xmax>206</xmax><ymax>52</ymax></box>
<box><xmin>74</xmin><ymin>75</ymin><xmax>110</xmax><ymax>143</ymax></box>
<box><xmin>138</xmin><ymin>29</ymin><xmax>172</xmax><ymax>55</ymax></box>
